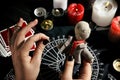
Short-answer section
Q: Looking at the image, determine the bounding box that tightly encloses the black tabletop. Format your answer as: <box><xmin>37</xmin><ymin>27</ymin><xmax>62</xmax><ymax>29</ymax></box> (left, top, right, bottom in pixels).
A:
<box><xmin>0</xmin><ymin>0</ymin><xmax>120</xmax><ymax>80</ymax></box>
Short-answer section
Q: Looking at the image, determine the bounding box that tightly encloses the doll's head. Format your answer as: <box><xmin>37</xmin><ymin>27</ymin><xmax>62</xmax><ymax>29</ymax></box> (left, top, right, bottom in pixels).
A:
<box><xmin>75</xmin><ymin>21</ymin><xmax>91</xmax><ymax>40</ymax></box>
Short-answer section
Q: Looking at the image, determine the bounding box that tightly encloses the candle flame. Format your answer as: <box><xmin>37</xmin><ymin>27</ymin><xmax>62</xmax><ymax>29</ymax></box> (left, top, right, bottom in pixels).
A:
<box><xmin>76</xmin><ymin>9</ymin><xmax>78</xmax><ymax>12</ymax></box>
<box><xmin>55</xmin><ymin>9</ymin><xmax>60</xmax><ymax>13</ymax></box>
<box><xmin>45</xmin><ymin>21</ymin><xmax>48</xmax><ymax>24</ymax></box>
<box><xmin>105</xmin><ymin>1</ymin><xmax>110</xmax><ymax>8</ymax></box>
<box><xmin>54</xmin><ymin>9</ymin><xmax>60</xmax><ymax>15</ymax></box>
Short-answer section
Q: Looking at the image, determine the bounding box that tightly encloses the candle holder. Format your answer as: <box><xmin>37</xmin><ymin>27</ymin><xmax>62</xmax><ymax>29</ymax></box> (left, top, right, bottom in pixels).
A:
<box><xmin>52</xmin><ymin>8</ymin><xmax>64</xmax><ymax>17</ymax></box>
<box><xmin>113</xmin><ymin>59</ymin><xmax>120</xmax><ymax>72</ymax></box>
<box><xmin>34</xmin><ymin>7</ymin><xmax>47</xmax><ymax>19</ymax></box>
<box><xmin>40</xmin><ymin>19</ymin><xmax>53</xmax><ymax>31</ymax></box>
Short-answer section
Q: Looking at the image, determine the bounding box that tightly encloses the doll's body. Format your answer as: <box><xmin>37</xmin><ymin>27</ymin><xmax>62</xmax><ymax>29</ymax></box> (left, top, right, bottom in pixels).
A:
<box><xmin>59</xmin><ymin>21</ymin><xmax>94</xmax><ymax>76</ymax></box>
<box><xmin>71</xmin><ymin>21</ymin><xmax>94</xmax><ymax>64</ymax></box>
<box><xmin>71</xmin><ymin>40</ymin><xmax>94</xmax><ymax>64</ymax></box>
<box><xmin>70</xmin><ymin>21</ymin><xmax>94</xmax><ymax>75</ymax></box>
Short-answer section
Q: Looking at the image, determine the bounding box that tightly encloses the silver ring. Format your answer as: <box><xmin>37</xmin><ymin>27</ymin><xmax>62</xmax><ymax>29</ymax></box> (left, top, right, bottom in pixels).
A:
<box><xmin>9</xmin><ymin>25</ymin><xmax>21</xmax><ymax>46</ymax></box>
<box><xmin>14</xmin><ymin>25</ymin><xmax>21</xmax><ymax>33</ymax></box>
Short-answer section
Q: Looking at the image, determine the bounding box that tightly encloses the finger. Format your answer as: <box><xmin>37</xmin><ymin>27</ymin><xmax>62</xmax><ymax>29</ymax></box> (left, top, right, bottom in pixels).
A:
<box><xmin>17</xmin><ymin>18</ymin><xmax>24</xmax><ymax>26</ymax></box>
<box><xmin>13</xmin><ymin>18</ymin><xmax>24</xmax><ymax>34</ymax></box>
<box><xmin>10</xmin><ymin>18</ymin><xmax>24</xmax><ymax>48</ymax></box>
<box><xmin>14</xmin><ymin>18</ymin><xmax>24</xmax><ymax>32</ymax></box>
<box><xmin>20</xmin><ymin>33</ymin><xmax>49</xmax><ymax>56</ymax></box>
<box><xmin>8</xmin><ymin>28</ymin><xmax>13</xmax><ymax>46</ymax></box>
<box><xmin>31</xmin><ymin>41</ymin><xmax>44</xmax><ymax>65</ymax></box>
<box><xmin>78</xmin><ymin>60</ymin><xmax>92</xmax><ymax>80</ymax></box>
<box><xmin>61</xmin><ymin>55</ymin><xmax>74</xmax><ymax>80</ymax></box>
<box><xmin>15</xmin><ymin>19</ymin><xmax>38</xmax><ymax>46</ymax></box>
<box><xmin>31</xmin><ymin>38</ymin><xmax>49</xmax><ymax>64</ymax></box>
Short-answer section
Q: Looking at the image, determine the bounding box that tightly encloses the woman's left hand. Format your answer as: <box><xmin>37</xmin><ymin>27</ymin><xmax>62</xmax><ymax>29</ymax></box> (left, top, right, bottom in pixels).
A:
<box><xmin>9</xmin><ymin>18</ymin><xmax>49</xmax><ymax>80</ymax></box>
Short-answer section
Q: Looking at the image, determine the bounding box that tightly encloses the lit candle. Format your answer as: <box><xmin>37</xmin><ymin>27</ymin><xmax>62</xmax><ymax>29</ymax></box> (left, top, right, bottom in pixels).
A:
<box><xmin>53</xmin><ymin>0</ymin><xmax>68</xmax><ymax>11</ymax></box>
<box><xmin>41</xmin><ymin>19</ymin><xmax>53</xmax><ymax>31</ymax></box>
<box><xmin>108</xmin><ymin>16</ymin><xmax>120</xmax><ymax>42</ymax></box>
<box><xmin>67</xmin><ymin>3</ymin><xmax>84</xmax><ymax>25</ymax></box>
<box><xmin>34</xmin><ymin>7</ymin><xmax>47</xmax><ymax>19</ymax></box>
<box><xmin>92</xmin><ymin>0</ymin><xmax>118</xmax><ymax>27</ymax></box>
<box><xmin>113</xmin><ymin>59</ymin><xmax>120</xmax><ymax>72</ymax></box>
<box><xmin>52</xmin><ymin>8</ymin><xmax>64</xmax><ymax>17</ymax></box>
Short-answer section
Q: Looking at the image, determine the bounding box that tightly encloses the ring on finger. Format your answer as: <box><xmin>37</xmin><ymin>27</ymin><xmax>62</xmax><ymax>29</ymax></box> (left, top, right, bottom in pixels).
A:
<box><xmin>9</xmin><ymin>25</ymin><xmax>21</xmax><ymax>46</ymax></box>
<box><xmin>14</xmin><ymin>25</ymin><xmax>22</xmax><ymax>33</ymax></box>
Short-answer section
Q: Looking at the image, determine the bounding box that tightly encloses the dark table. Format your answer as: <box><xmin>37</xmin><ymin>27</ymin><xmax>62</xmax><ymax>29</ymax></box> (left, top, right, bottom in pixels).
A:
<box><xmin>0</xmin><ymin>0</ymin><xmax>120</xmax><ymax>80</ymax></box>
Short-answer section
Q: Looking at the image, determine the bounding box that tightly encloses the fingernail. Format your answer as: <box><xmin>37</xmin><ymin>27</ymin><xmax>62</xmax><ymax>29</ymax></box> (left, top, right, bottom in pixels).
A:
<box><xmin>43</xmin><ymin>40</ymin><xmax>49</xmax><ymax>45</ymax></box>
<box><xmin>20</xmin><ymin>17</ymin><xmax>23</xmax><ymax>21</ymax></box>
<box><xmin>67</xmin><ymin>55</ymin><xmax>74</xmax><ymax>61</ymax></box>
<box><xmin>34</xmin><ymin>19</ymin><xmax>38</xmax><ymax>22</ymax></box>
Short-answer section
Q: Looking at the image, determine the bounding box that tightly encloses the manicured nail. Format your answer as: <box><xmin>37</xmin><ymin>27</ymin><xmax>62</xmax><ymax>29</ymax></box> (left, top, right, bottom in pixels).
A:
<box><xmin>67</xmin><ymin>55</ymin><xmax>74</xmax><ymax>61</ymax></box>
<box><xmin>43</xmin><ymin>40</ymin><xmax>49</xmax><ymax>45</ymax></box>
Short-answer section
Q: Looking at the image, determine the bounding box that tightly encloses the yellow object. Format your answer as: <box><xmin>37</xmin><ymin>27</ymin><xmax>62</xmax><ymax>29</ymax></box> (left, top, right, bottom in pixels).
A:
<box><xmin>105</xmin><ymin>1</ymin><xmax>110</xmax><ymax>8</ymax></box>
<box><xmin>113</xmin><ymin>59</ymin><xmax>120</xmax><ymax>72</ymax></box>
<box><xmin>41</xmin><ymin>20</ymin><xmax>53</xmax><ymax>31</ymax></box>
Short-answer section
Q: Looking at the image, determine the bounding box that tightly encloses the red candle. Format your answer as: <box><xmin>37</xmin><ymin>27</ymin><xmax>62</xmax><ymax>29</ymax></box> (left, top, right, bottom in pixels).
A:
<box><xmin>109</xmin><ymin>16</ymin><xmax>120</xmax><ymax>42</ymax></box>
<box><xmin>67</xmin><ymin>3</ymin><xmax>84</xmax><ymax>25</ymax></box>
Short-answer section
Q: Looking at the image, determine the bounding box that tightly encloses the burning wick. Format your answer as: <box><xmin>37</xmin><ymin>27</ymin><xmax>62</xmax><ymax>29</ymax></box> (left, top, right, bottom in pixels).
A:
<box><xmin>54</xmin><ymin>9</ymin><xmax>60</xmax><ymax>15</ymax></box>
<box><xmin>45</xmin><ymin>21</ymin><xmax>48</xmax><ymax>25</ymax></box>
<box><xmin>52</xmin><ymin>8</ymin><xmax>64</xmax><ymax>17</ymax></box>
<box><xmin>76</xmin><ymin>9</ymin><xmax>78</xmax><ymax>12</ymax></box>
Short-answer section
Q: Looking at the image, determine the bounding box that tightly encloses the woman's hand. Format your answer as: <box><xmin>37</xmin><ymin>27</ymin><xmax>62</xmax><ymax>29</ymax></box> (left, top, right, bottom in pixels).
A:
<box><xmin>61</xmin><ymin>55</ymin><xmax>92</xmax><ymax>80</ymax></box>
<box><xmin>9</xmin><ymin>18</ymin><xmax>49</xmax><ymax>80</ymax></box>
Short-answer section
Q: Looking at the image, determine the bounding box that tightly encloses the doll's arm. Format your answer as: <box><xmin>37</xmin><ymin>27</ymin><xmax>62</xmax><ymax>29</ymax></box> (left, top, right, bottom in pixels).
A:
<box><xmin>81</xmin><ymin>47</ymin><xmax>94</xmax><ymax>63</ymax></box>
<box><xmin>58</xmin><ymin>36</ymin><xmax>73</xmax><ymax>53</ymax></box>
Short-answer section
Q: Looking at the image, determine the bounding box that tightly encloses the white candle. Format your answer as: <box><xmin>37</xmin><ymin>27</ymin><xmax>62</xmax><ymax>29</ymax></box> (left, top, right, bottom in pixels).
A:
<box><xmin>92</xmin><ymin>0</ymin><xmax>118</xmax><ymax>27</ymax></box>
<box><xmin>53</xmin><ymin>0</ymin><xmax>68</xmax><ymax>10</ymax></box>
